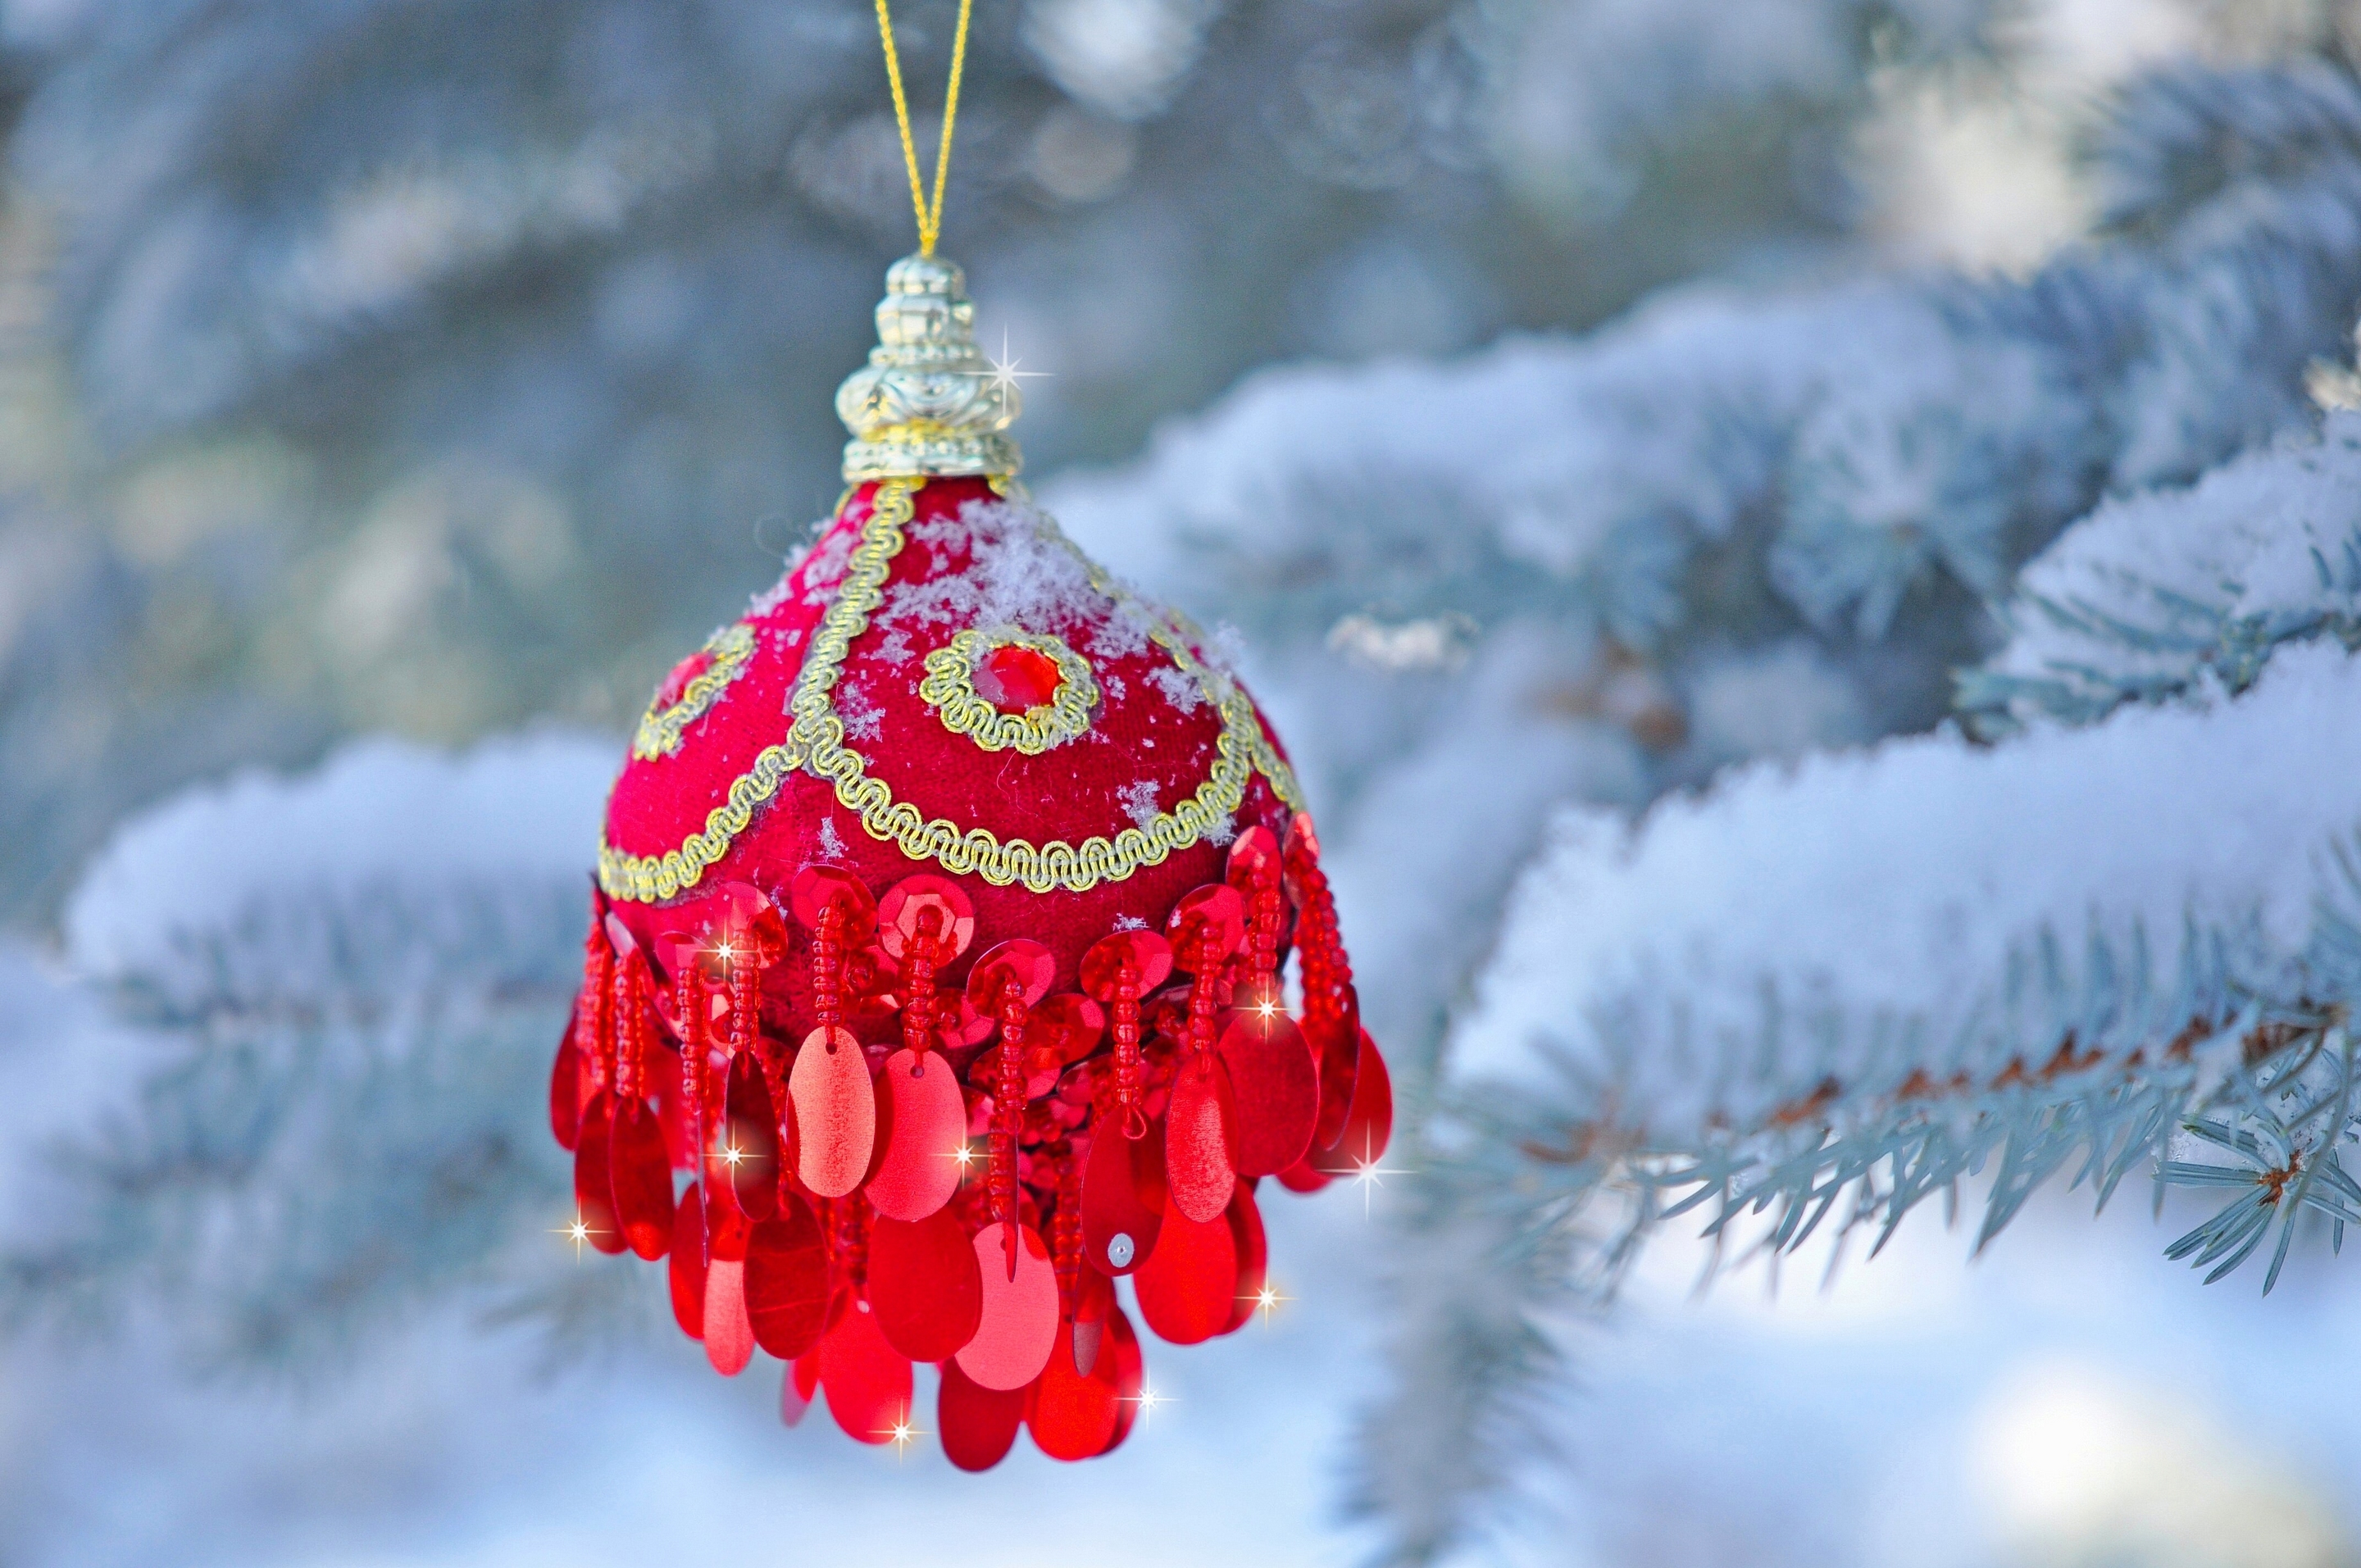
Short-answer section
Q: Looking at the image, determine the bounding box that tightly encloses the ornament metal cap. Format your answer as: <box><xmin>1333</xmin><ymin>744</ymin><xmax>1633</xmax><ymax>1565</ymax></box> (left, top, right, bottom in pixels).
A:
<box><xmin>835</xmin><ymin>253</ymin><xmax>1021</xmax><ymax>482</ymax></box>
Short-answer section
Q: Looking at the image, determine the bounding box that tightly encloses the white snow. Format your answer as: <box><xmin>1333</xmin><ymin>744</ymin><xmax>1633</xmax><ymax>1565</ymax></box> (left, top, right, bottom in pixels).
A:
<box><xmin>1450</xmin><ymin>642</ymin><xmax>2361</xmax><ymax>1134</ymax></box>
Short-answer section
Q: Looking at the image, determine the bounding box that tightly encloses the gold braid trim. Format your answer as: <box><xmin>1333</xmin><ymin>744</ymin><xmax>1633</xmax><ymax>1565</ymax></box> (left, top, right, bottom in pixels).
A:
<box><xmin>631</xmin><ymin>621</ymin><xmax>757</xmax><ymax>761</ymax></box>
<box><xmin>598</xmin><ymin>478</ymin><xmax>1305</xmax><ymax>902</ymax></box>
<box><xmin>918</xmin><ymin>627</ymin><xmax>1099</xmax><ymax>753</ymax></box>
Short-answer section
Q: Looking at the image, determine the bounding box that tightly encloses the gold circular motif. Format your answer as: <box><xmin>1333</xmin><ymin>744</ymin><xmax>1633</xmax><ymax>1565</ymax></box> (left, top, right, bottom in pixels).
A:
<box><xmin>632</xmin><ymin>621</ymin><xmax>756</xmax><ymax>761</ymax></box>
<box><xmin>918</xmin><ymin>628</ymin><xmax>1098</xmax><ymax>754</ymax></box>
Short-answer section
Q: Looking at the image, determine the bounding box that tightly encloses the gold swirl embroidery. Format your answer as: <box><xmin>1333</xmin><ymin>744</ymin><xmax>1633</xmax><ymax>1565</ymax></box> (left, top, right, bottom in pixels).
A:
<box><xmin>918</xmin><ymin>627</ymin><xmax>1099</xmax><ymax>753</ymax></box>
<box><xmin>631</xmin><ymin>622</ymin><xmax>757</xmax><ymax>761</ymax></box>
<box><xmin>599</xmin><ymin>477</ymin><xmax>1304</xmax><ymax>901</ymax></box>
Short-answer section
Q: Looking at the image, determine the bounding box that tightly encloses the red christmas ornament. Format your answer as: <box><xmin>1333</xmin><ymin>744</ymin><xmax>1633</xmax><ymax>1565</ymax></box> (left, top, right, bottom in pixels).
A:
<box><xmin>548</xmin><ymin>252</ymin><xmax>1390</xmax><ymax>1468</ymax></box>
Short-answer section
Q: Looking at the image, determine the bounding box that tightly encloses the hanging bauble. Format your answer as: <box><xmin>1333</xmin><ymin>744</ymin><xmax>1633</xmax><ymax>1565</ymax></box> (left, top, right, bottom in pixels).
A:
<box><xmin>548</xmin><ymin>249</ymin><xmax>1389</xmax><ymax>1468</ymax></box>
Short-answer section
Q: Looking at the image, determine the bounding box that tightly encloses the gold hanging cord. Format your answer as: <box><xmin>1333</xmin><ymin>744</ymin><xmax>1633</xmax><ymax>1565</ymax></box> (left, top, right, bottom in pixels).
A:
<box><xmin>874</xmin><ymin>0</ymin><xmax>976</xmax><ymax>257</ymax></box>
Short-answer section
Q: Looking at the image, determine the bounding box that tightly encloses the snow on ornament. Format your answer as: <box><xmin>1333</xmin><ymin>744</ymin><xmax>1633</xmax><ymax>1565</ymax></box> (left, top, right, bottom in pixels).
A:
<box><xmin>548</xmin><ymin>248</ymin><xmax>1390</xmax><ymax>1467</ymax></box>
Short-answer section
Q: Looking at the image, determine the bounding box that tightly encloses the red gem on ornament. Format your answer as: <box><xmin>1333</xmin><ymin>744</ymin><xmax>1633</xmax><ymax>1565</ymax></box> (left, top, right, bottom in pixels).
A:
<box><xmin>939</xmin><ymin>1357</ymin><xmax>1026</xmax><ymax>1473</ymax></box>
<box><xmin>867</xmin><ymin>1207</ymin><xmax>984</xmax><ymax>1362</ymax></box>
<box><xmin>1217</xmin><ymin>1008</ymin><xmax>1320</xmax><ymax>1178</ymax></box>
<box><xmin>818</xmin><ymin>1298</ymin><xmax>914</xmax><ymax>1446</ymax></box>
<box><xmin>744</xmin><ymin>1194</ymin><xmax>829</xmax><ymax>1361</ymax></box>
<box><xmin>790</xmin><ymin>1025</ymin><xmax>876</xmax><ymax>1197</ymax></box>
<box><xmin>1163</xmin><ymin>1050</ymin><xmax>1239</xmax><ymax>1224</ymax></box>
<box><xmin>867</xmin><ymin>1047</ymin><xmax>968</xmax><ymax>1220</ymax></box>
<box><xmin>973</xmin><ymin>642</ymin><xmax>1064</xmax><ymax>712</ymax></box>
<box><xmin>1135</xmin><ymin>1194</ymin><xmax>1237</xmax><ymax>1347</ymax></box>
<box><xmin>1081</xmin><ymin>1118</ymin><xmax>1164</xmax><ymax>1276</ymax></box>
<box><xmin>955</xmin><ymin>1225</ymin><xmax>1058</xmax><ymax>1390</ymax></box>
<box><xmin>1028</xmin><ymin>1317</ymin><xmax>1120</xmax><ymax>1460</ymax></box>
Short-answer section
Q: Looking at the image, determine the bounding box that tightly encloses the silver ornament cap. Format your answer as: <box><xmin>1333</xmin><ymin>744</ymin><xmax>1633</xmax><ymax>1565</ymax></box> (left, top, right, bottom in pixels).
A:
<box><xmin>835</xmin><ymin>253</ymin><xmax>1021</xmax><ymax>482</ymax></box>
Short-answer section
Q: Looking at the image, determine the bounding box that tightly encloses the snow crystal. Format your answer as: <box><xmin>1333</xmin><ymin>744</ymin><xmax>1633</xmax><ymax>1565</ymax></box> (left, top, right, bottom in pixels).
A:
<box><xmin>816</xmin><ymin>818</ymin><xmax>845</xmax><ymax>861</ymax></box>
<box><xmin>1112</xmin><ymin>914</ymin><xmax>1148</xmax><ymax>931</ymax></box>
<box><xmin>1146</xmin><ymin>664</ymin><xmax>1203</xmax><ymax>714</ymax></box>
<box><xmin>1449</xmin><ymin>643</ymin><xmax>2361</xmax><ymax>1139</ymax></box>
<box><xmin>883</xmin><ymin>498</ymin><xmax>1121</xmax><ymax>645</ymax></box>
<box><xmin>835</xmin><ymin>679</ymin><xmax>884</xmax><ymax>741</ymax></box>
<box><xmin>1117</xmin><ymin>780</ymin><xmax>1160</xmax><ymax>828</ymax></box>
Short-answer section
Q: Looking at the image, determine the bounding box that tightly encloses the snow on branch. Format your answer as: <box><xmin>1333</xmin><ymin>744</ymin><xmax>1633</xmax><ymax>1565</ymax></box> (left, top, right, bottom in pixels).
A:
<box><xmin>1961</xmin><ymin>411</ymin><xmax>2361</xmax><ymax>732</ymax></box>
<box><xmin>1054</xmin><ymin>65</ymin><xmax>2361</xmax><ymax>656</ymax></box>
<box><xmin>5</xmin><ymin>735</ymin><xmax>621</xmax><ymax>1370</ymax></box>
<box><xmin>1451</xmin><ymin>640</ymin><xmax>2361</xmax><ymax>1155</ymax></box>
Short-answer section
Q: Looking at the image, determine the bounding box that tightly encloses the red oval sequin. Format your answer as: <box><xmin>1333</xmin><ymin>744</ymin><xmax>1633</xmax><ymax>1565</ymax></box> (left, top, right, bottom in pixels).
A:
<box><xmin>1309</xmin><ymin>1025</ymin><xmax>1393</xmax><ymax>1173</ymax></box>
<box><xmin>669</xmin><ymin>1184</ymin><xmax>708</xmax><ymax>1339</ymax></box>
<box><xmin>818</xmin><ymin>1300</ymin><xmax>913</xmax><ymax>1445</ymax></box>
<box><xmin>866</xmin><ymin>1048</ymin><xmax>967</xmax><ymax>1220</ymax></box>
<box><xmin>1071</xmin><ymin>1265</ymin><xmax>1113</xmax><ymax>1375</ymax></box>
<box><xmin>703</xmin><ymin>1258</ymin><xmax>755</xmax><ymax>1375</ymax></box>
<box><xmin>790</xmin><ymin>1026</ymin><xmax>875</xmax><ymax>1197</ymax></box>
<box><xmin>867</xmin><ymin>1207</ymin><xmax>983</xmax><ymax>1362</ymax></box>
<box><xmin>1223</xmin><ymin>1180</ymin><xmax>1268</xmax><ymax>1336</ymax></box>
<box><xmin>1081</xmin><ymin>1120</ymin><xmax>1163</xmax><ymax>1276</ymax></box>
<box><xmin>1306</xmin><ymin>983</ymin><xmax>1362</xmax><ymax>1150</ymax></box>
<box><xmin>1100</xmin><ymin>1305</ymin><xmax>1145</xmax><ymax>1455</ymax></box>
<box><xmin>548</xmin><ymin>1031</ymin><xmax>580</xmax><ymax>1152</ymax></box>
<box><xmin>1217</xmin><ymin>1009</ymin><xmax>1319</xmax><ymax>1178</ymax></box>
<box><xmin>608</xmin><ymin>1094</ymin><xmax>676</xmax><ymax>1261</ymax></box>
<box><xmin>1162</xmin><ymin>1052</ymin><xmax>1238</xmax><ymax>1225</ymax></box>
<box><xmin>572</xmin><ymin>1090</ymin><xmax>627</xmax><ymax>1256</ymax></box>
<box><xmin>744</xmin><ymin>1194</ymin><xmax>829</xmax><ymax>1361</ymax></box>
<box><xmin>1028</xmin><ymin>1318</ymin><xmax>1118</xmax><ymax>1461</ymax></box>
<box><xmin>939</xmin><ymin>1357</ymin><xmax>1026</xmax><ymax>1473</ymax></box>
<box><xmin>955</xmin><ymin>1225</ymin><xmax>1059</xmax><ymax>1391</ymax></box>
<box><xmin>716</xmin><ymin>1051</ymin><xmax>780</xmax><ymax>1221</ymax></box>
<box><xmin>1134</xmin><ymin>1195</ymin><xmax>1237</xmax><ymax>1347</ymax></box>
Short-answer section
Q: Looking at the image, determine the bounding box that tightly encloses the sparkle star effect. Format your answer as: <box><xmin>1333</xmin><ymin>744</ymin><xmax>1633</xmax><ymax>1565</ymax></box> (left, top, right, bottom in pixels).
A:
<box><xmin>944</xmin><ymin>1139</ymin><xmax>980</xmax><ymax>1178</ymax></box>
<box><xmin>1246</xmin><ymin>1281</ymin><xmax>1291</xmax><ymax>1326</ymax></box>
<box><xmin>551</xmin><ymin>1207</ymin><xmax>608</xmax><ymax>1261</ymax></box>
<box><xmin>876</xmin><ymin>1410</ymin><xmax>929</xmax><ymax>1460</ymax></box>
<box><xmin>1326</xmin><ymin>1128</ymin><xmax>1413</xmax><ymax>1220</ymax></box>
<box><xmin>1121</xmin><ymin>1377</ymin><xmax>1173</xmax><ymax>1429</ymax></box>
<box><xmin>967</xmin><ymin>327</ymin><xmax>1049</xmax><ymax>408</ymax></box>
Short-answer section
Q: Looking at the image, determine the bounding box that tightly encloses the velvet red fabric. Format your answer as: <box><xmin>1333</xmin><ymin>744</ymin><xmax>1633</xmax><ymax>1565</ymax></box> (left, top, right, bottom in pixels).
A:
<box><xmin>603</xmin><ymin>477</ymin><xmax>1295</xmax><ymax>998</ymax></box>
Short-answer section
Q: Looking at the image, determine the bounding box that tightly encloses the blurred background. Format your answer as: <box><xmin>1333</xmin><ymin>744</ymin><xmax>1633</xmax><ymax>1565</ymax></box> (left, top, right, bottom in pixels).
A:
<box><xmin>4</xmin><ymin>0</ymin><xmax>2361</xmax><ymax>1564</ymax></box>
